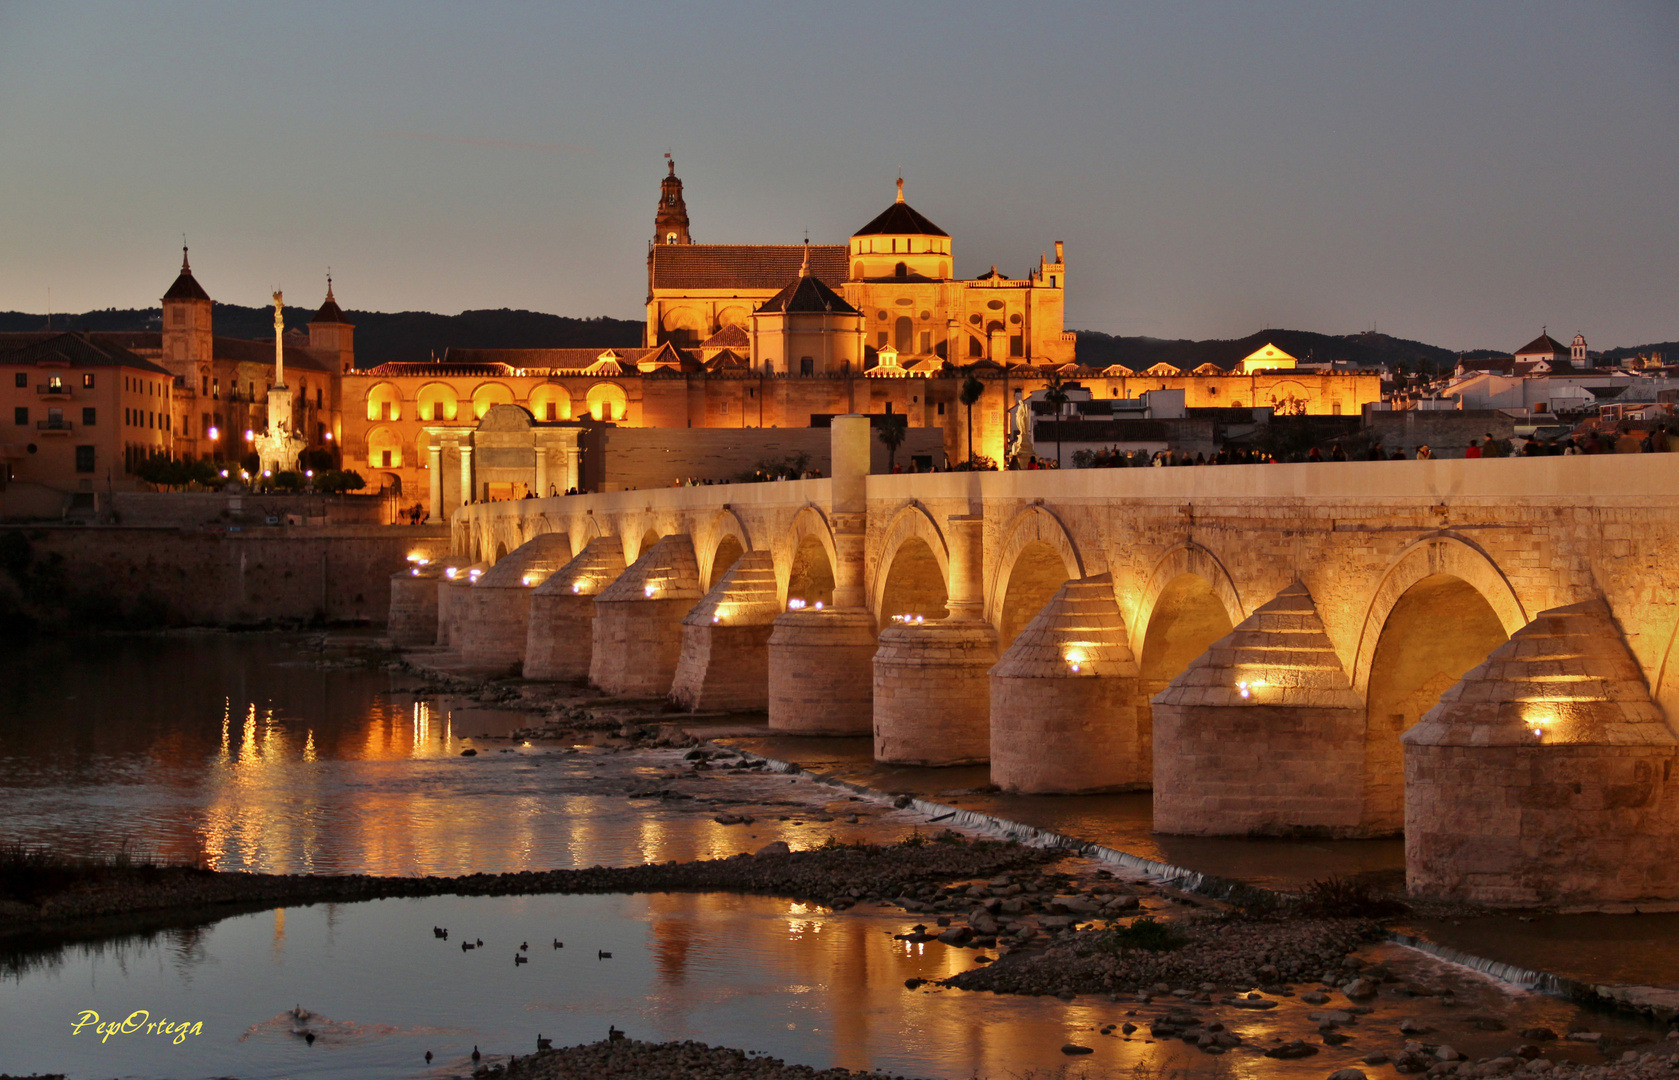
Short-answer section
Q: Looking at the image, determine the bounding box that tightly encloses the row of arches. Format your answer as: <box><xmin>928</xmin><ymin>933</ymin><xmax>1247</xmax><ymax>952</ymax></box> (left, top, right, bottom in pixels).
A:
<box><xmin>363</xmin><ymin>380</ymin><xmax>629</xmax><ymax>423</ymax></box>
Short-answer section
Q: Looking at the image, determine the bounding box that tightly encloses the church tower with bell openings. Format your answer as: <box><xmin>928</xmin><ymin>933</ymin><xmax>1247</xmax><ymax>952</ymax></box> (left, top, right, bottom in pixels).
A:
<box><xmin>654</xmin><ymin>156</ymin><xmax>692</xmax><ymax>246</ymax></box>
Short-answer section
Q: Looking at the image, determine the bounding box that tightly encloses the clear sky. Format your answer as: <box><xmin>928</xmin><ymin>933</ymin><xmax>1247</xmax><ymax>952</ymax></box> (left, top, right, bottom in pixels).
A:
<box><xmin>1</xmin><ymin>1</ymin><xmax>1674</xmax><ymax>351</ymax></box>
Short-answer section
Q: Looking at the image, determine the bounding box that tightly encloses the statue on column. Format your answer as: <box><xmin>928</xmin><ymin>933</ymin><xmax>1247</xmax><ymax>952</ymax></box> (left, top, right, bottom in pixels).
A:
<box><xmin>253</xmin><ymin>288</ymin><xmax>305</xmax><ymax>478</ymax></box>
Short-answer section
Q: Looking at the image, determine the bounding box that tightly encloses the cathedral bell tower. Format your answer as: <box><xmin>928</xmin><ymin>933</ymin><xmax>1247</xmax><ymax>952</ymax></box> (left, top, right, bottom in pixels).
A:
<box><xmin>654</xmin><ymin>155</ymin><xmax>692</xmax><ymax>245</ymax></box>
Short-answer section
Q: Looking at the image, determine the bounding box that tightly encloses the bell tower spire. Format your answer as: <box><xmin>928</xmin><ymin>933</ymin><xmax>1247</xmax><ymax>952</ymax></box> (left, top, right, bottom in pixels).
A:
<box><xmin>654</xmin><ymin>154</ymin><xmax>692</xmax><ymax>245</ymax></box>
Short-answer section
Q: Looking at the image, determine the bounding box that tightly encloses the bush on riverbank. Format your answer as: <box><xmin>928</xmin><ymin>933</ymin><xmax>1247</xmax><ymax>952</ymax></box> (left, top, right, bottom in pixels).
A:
<box><xmin>0</xmin><ymin>842</ymin><xmax>206</xmax><ymax>907</ymax></box>
<box><xmin>499</xmin><ymin>1038</ymin><xmax>915</xmax><ymax>1080</ymax></box>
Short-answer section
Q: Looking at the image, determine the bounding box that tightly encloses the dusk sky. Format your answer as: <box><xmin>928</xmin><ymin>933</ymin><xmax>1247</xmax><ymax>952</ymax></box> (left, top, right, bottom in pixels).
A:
<box><xmin>2</xmin><ymin>1</ymin><xmax>1675</xmax><ymax>351</ymax></box>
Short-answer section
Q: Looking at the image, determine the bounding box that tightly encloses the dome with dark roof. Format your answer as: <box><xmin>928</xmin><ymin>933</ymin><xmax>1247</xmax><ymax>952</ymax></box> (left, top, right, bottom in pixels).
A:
<box><xmin>162</xmin><ymin>248</ymin><xmax>211</xmax><ymax>303</ymax></box>
<box><xmin>853</xmin><ymin>179</ymin><xmax>947</xmax><ymax>238</ymax></box>
<box><xmin>312</xmin><ymin>279</ymin><xmax>347</xmax><ymax>324</ymax></box>
<box><xmin>756</xmin><ymin>273</ymin><xmax>859</xmax><ymax>315</ymax></box>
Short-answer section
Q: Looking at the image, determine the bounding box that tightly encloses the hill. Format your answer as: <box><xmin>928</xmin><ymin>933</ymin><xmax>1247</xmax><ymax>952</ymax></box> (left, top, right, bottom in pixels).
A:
<box><xmin>1</xmin><ymin>306</ymin><xmax>1667</xmax><ymax>374</ymax></box>
<box><xmin>0</xmin><ymin>305</ymin><xmax>644</xmax><ymax>368</ymax></box>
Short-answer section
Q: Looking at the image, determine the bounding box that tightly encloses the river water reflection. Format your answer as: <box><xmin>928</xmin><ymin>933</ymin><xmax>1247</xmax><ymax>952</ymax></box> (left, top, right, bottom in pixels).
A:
<box><xmin>2</xmin><ymin>892</ymin><xmax>1661</xmax><ymax>1080</ymax></box>
<box><xmin>0</xmin><ymin>634</ymin><xmax>900</xmax><ymax>876</ymax></box>
<box><xmin>2</xmin><ymin>633</ymin><xmax>1673</xmax><ymax>1080</ymax></box>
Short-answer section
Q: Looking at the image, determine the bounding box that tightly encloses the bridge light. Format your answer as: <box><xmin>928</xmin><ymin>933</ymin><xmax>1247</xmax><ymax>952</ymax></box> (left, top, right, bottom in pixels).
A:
<box><xmin>813</xmin><ymin>601</ymin><xmax>823</xmax><ymax>610</ymax></box>
<box><xmin>644</xmin><ymin>584</ymin><xmax>656</xmax><ymax>598</ymax></box>
<box><xmin>445</xmin><ymin>567</ymin><xmax>459</xmax><ymax>580</ymax></box>
<box><xmin>572</xmin><ymin>581</ymin><xmax>582</xmax><ymax>593</ymax></box>
<box><xmin>522</xmin><ymin>573</ymin><xmax>539</xmax><ymax>587</ymax></box>
<box><xmin>1237</xmin><ymin>678</ymin><xmax>1266</xmax><ymax>699</ymax></box>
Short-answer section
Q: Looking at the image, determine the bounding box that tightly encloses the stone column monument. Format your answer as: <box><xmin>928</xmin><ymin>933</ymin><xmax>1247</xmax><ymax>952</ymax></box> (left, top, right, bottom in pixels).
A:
<box><xmin>253</xmin><ymin>290</ymin><xmax>306</xmax><ymax>476</ymax></box>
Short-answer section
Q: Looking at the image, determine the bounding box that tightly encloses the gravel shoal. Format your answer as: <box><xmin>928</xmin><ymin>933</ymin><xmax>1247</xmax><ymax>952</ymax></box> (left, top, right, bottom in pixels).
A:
<box><xmin>4</xmin><ymin>837</ymin><xmax>1061</xmax><ymax>934</ymax></box>
<box><xmin>947</xmin><ymin>914</ymin><xmax>1381</xmax><ymax>996</ymax></box>
<box><xmin>492</xmin><ymin>1039</ymin><xmax>921</xmax><ymax>1080</ymax></box>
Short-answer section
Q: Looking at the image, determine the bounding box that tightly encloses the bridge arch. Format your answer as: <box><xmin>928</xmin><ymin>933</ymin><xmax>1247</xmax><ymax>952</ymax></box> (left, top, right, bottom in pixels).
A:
<box><xmin>872</xmin><ymin>503</ymin><xmax>950</xmax><ymax>622</ymax></box>
<box><xmin>1133</xmin><ymin>542</ymin><xmax>1244</xmax><ymax>642</ymax></box>
<box><xmin>1355</xmin><ymin>533</ymin><xmax>1527</xmax><ymax>832</ymax></box>
<box><xmin>1351</xmin><ymin>533</ymin><xmax>1528</xmax><ymax>696</ymax></box>
<box><xmin>986</xmin><ymin>504</ymin><xmax>1085</xmax><ymax>644</ymax></box>
<box><xmin>779</xmin><ymin>505</ymin><xmax>838</xmax><ymax>608</ymax></box>
<box><xmin>1133</xmin><ymin>543</ymin><xmax>1244</xmax><ymax>726</ymax></box>
<box><xmin>699</xmin><ymin>508</ymin><xmax>752</xmax><ymax>590</ymax></box>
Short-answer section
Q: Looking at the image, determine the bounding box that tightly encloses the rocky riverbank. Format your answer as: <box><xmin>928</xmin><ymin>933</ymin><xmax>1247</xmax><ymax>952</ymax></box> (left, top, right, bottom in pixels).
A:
<box><xmin>490</xmin><ymin>1039</ymin><xmax>920</xmax><ymax>1080</ymax></box>
<box><xmin>947</xmin><ymin>911</ymin><xmax>1381</xmax><ymax>997</ymax></box>
<box><xmin>0</xmin><ymin>834</ymin><xmax>1061</xmax><ymax>936</ymax></box>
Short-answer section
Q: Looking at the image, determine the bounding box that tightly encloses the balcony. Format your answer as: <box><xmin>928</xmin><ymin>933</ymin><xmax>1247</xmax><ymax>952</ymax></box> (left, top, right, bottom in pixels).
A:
<box><xmin>36</xmin><ymin>383</ymin><xmax>72</xmax><ymax>399</ymax></box>
<box><xmin>37</xmin><ymin>419</ymin><xmax>73</xmax><ymax>434</ymax></box>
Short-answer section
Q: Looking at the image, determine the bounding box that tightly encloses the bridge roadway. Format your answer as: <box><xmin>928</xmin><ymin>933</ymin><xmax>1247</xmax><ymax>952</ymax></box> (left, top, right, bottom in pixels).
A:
<box><xmin>396</xmin><ymin>417</ymin><xmax>1679</xmax><ymax>907</ymax></box>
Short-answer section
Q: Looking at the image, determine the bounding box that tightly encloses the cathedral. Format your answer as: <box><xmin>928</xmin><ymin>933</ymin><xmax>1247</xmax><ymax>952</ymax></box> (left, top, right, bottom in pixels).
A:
<box><xmin>645</xmin><ymin>161</ymin><xmax>1075</xmax><ymax>371</ymax></box>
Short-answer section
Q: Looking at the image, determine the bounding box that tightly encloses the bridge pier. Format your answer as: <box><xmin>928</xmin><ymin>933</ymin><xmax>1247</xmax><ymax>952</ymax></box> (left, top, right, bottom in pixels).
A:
<box><xmin>389</xmin><ymin>556</ymin><xmax>455</xmax><ymax>646</ymax></box>
<box><xmin>1404</xmin><ymin>600</ymin><xmax>1679</xmax><ymax>906</ymax></box>
<box><xmin>589</xmin><ymin>534</ymin><xmax>703</xmax><ymax>697</ymax></box>
<box><xmin>1152</xmin><ymin>583</ymin><xmax>1367</xmax><ymax>835</ymax></box>
<box><xmin>459</xmin><ymin>533</ymin><xmax>574</xmax><ymax>672</ymax></box>
<box><xmin>989</xmin><ymin>574</ymin><xmax>1146</xmax><ymax>793</ymax></box>
<box><xmin>768</xmin><ymin>414</ymin><xmax>879</xmax><ymax>733</ymax></box>
<box><xmin>524</xmin><ymin>536</ymin><xmax>626</xmax><ymax>681</ymax></box>
<box><xmin>438</xmin><ymin>562</ymin><xmax>488</xmax><ymax>647</ymax></box>
<box><xmin>671</xmin><ymin>550</ymin><xmax>780</xmax><ymax>711</ymax></box>
<box><xmin>874</xmin><ymin>515</ymin><xmax>997</xmax><ymax>765</ymax></box>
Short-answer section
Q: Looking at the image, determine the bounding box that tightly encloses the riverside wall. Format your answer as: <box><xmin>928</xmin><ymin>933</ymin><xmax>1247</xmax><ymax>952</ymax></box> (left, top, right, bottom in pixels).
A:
<box><xmin>4</xmin><ymin>522</ymin><xmax>449</xmax><ymax>625</ymax></box>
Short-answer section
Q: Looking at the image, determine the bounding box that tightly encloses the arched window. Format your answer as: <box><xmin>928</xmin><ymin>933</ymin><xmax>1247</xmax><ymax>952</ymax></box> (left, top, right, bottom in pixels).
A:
<box><xmin>895</xmin><ymin>262</ymin><xmax>907</xmax><ymax>279</ymax></box>
<box><xmin>365</xmin><ymin>382</ymin><xmax>402</xmax><ymax>422</ymax></box>
<box><xmin>894</xmin><ymin>316</ymin><xmax>913</xmax><ymax>353</ymax></box>
<box><xmin>470</xmin><ymin>382</ymin><xmax>515</xmax><ymax>419</ymax></box>
<box><xmin>416</xmin><ymin>383</ymin><xmax>459</xmax><ymax>422</ymax></box>
<box><xmin>584</xmin><ymin>382</ymin><xmax>628</xmax><ymax>421</ymax></box>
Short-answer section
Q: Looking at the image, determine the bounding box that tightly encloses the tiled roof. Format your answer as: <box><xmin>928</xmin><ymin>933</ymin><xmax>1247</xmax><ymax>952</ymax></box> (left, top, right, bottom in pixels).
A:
<box><xmin>312</xmin><ymin>285</ymin><xmax>347</xmax><ymax>324</ymax></box>
<box><xmin>0</xmin><ymin>332</ymin><xmax>172</xmax><ymax>375</ymax></box>
<box><xmin>853</xmin><ymin>201</ymin><xmax>947</xmax><ymax>238</ymax></box>
<box><xmin>213</xmin><ymin>336</ymin><xmax>334</xmax><ymax>372</ymax></box>
<box><xmin>1515</xmin><ymin>333</ymin><xmax>1567</xmax><ymax>356</ymax></box>
<box><xmin>650</xmin><ymin>245</ymin><xmax>847</xmax><ymax>290</ymax></box>
<box><xmin>438</xmin><ymin>347</ymin><xmax>661</xmax><ymax>371</ymax></box>
<box><xmin>163</xmin><ymin>267</ymin><xmax>210</xmax><ymax>302</ymax></box>
<box><xmin>700</xmin><ymin>324</ymin><xmax>749</xmax><ymax>350</ymax></box>
<box><xmin>756</xmin><ymin>273</ymin><xmax>860</xmax><ymax>315</ymax></box>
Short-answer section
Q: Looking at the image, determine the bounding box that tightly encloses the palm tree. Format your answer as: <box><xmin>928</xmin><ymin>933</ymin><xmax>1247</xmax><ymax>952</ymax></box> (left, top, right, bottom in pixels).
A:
<box><xmin>959</xmin><ymin>374</ymin><xmax>984</xmax><ymax>465</ymax></box>
<box><xmin>876</xmin><ymin>415</ymin><xmax>908</xmax><ymax>472</ymax></box>
<box><xmin>1042</xmin><ymin>370</ymin><xmax>1070</xmax><ymax>468</ymax></box>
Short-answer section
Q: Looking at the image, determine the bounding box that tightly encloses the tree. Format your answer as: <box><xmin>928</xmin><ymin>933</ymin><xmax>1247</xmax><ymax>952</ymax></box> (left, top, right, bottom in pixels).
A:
<box><xmin>875</xmin><ymin>415</ymin><xmax>908</xmax><ymax>472</ymax></box>
<box><xmin>1042</xmin><ymin>370</ymin><xmax>1070</xmax><ymax>468</ymax></box>
<box><xmin>959</xmin><ymin>373</ymin><xmax>984</xmax><ymax>465</ymax></box>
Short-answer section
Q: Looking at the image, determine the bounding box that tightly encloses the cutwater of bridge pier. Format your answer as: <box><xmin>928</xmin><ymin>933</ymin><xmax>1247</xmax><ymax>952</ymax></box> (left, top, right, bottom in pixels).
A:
<box><xmin>394</xmin><ymin>416</ymin><xmax>1679</xmax><ymax>907</ymax></box>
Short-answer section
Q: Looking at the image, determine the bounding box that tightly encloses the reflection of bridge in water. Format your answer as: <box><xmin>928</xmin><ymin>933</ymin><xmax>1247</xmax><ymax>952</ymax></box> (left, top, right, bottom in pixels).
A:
<box><xmin>397</xmin><ymin>417</ymin><xmax>1679</xmax><ymax>908</ymax></box>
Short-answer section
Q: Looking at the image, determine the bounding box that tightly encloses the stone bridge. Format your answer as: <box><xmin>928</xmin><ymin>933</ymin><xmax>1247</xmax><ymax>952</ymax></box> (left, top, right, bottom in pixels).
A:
<box><xmin>395</xmin><ymin>417</ymin><xmax>1679</xmax><ymax>906</ymax></box>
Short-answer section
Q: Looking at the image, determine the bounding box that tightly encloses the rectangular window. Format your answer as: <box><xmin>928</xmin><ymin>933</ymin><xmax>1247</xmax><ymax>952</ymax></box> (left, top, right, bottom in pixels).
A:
<box><xmin>1332</xmin><ymin>402</ymin><xmax>1342</xmax><ymax>416</ymax></box>
<box><xmin>937</xmin><ymin>402</ymin><xmax>946</xmax><ymax>416</ymax></box>
<box><xmin>202</xmin><ymin>375</ymin><xmax>210</xmax><ymax>395</ymax></box>
<box><xmin>381</xmin><ymin>450</ymin><xmax>393</xmax><ymax>468</ymax></box>
<box><xmin>13</xmin><ymin>406</ymin><xmax>26</xmax><ymax>425</ymax></box>
<box><xmin>799</xmin><ymin>357</ymin><xmax>814</xmax><ymax>375</ymax></box>
<box><xmin>919</xmin><ymin>331</ymin><xmax>931</xmax><ymax>353</ymax></box>
<box><xmin>83</xmin><ymin>373</ymin><xmax>94</xmax><ymax>388</ymax></box>
<box><xmin>316</xmin><ymin>388</ymin><xmax>323</xmax><ymax>408</ymax></box>
<box><xmin>1010</xmin><ymin>334</ymin><xmax>1024</xmax><ymax>357</ymax></box>
<box><xmin>82</xmin><ymin>407</ymin><xmax>96</xmax><ymax>426</ymax></box>
<box><xmin>75</xmin><ymin>445</ymin><xmax>95</xmax><ymax>473</ymax></box>
<box><xmin>877</xmin><ymin>332</ymin><xmax>888</xmax><ymax>348</ymax></box>
<box><xmin>13</xmin><ymin>373</ymin><xmax>24</xmax><ymax>388</ymax></box>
